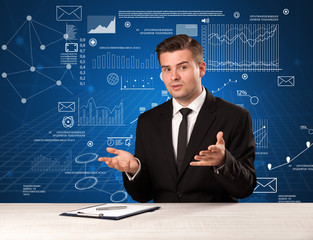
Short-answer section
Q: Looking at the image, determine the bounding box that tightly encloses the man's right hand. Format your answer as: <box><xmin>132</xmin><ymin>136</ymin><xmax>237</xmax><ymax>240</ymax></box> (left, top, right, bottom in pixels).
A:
<box><xmin>98</xmin><ymin>147</ymin><xmax>139</xmax><ymax>175</ymax></box>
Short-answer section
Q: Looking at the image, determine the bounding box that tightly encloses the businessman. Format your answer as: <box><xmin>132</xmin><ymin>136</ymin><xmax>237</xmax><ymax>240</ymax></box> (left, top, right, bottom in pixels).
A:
<box><xmin>99</xmin><ymin>34</ymin><xmax>256</xmax><ymax>202</ymax></box>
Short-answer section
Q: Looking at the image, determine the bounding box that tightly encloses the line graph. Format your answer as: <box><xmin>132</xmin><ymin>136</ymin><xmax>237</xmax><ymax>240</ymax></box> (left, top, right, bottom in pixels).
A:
<box><xmin>253</xmin><ymin>119</ymin><xmax>268</xmax><ymax>149</ymax></box>
<box><xmin>212</xmin><ymin>78</ymin><xmax>237</xmax><ymax>93</ymax></box>
<box><xmin>268</xmin><ymin>141</ymin><xmax>313</xmax><ymax>170</ymax></box>
<box><xmin>78</xmin><ymin>97</ymin><xmax>125</xmax><ymax>126</ymax></box>
<box><xmin>201</xmin><ymin>24</ymin><xmax>280</xmax><ymax>71</ymax></box>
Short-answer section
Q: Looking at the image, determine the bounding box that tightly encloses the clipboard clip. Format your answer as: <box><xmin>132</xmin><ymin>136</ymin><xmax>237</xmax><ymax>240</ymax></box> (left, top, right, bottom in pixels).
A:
<box><xmin>77</xmin><ymin>211</ymin><xmax>104</xmax><ymax>218</ymax></box>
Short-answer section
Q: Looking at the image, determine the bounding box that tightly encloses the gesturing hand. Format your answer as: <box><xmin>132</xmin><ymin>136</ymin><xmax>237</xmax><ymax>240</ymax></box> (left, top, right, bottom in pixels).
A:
<box><xmin>191</xmin><ymin>131</ymin><xmax>226</xmax><ymax>167</ymax></box>
<box><xmin>98</xmin><ymin>147</ymin><xmax>139</xmax><ymax>175</ymax></box>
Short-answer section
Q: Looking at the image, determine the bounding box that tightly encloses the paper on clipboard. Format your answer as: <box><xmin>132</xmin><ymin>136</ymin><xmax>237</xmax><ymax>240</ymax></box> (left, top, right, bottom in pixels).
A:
<box><xmin>60</xmin><ymin>204</ymin><xmax>160</xmax><ymax>220</ymax></box>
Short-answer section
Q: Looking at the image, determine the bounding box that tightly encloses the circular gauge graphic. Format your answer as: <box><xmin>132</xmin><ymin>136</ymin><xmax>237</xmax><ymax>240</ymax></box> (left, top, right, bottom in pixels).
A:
<box><xmin>75</xmin><ymin>176</ymin><xmax>98</xmax><ymax>190</ymax></box>
<box><xmin>75</xmin><ymin>153</ymin><xmax>99</xmax><ymax>164</ymax></box>
<box><xmin>110</xmin><ymin>190</ymin><xmax>128</xmax><ymax>203</ymax></box>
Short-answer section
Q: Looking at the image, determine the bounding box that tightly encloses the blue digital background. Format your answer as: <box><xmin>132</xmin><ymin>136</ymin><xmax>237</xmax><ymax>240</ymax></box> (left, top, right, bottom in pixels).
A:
<box><xmin>1</xmin><ymin>0</ymin><xmax>312</xmax><ymax>203</ymax></box>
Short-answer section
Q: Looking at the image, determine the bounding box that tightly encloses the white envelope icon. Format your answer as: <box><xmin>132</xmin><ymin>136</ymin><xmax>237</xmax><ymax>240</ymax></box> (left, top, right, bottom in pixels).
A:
<box><xmin>56</xmin><ymin>6</ymin><xmax>82</xmax><ymax>21</ymax></box>
<box><xmin>65</xmin><ymin>43</ymin><xmax>78</xmax><ymax>52</ymax></box>
<box><xmin>58</xmin><ymin>102</ymin><xmax>75</xmax><ymax>112</ymax></box>
<box><xmin>254</xmin><ymin>177</ymin><xmax>277</xmax><ymax>193</ymax></box>
<box><xmin>277</xmin><ymin>76</ymin><xmax>295</xmax><ymax>87</ymax></box>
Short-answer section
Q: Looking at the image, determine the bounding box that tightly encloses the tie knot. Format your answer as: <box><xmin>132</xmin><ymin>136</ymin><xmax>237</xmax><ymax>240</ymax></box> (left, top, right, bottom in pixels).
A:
<box><xmin>179</xmin><ymin>108</ymin><xmax>192</xmax><ymax>117</ymax></box>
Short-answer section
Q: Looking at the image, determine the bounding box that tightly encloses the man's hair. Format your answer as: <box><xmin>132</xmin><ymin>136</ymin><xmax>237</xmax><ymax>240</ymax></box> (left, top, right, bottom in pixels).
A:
<box><xmin>155</xmin><ymin>34</ymin><xmax>203</xmax><ymax>64</ymax></box>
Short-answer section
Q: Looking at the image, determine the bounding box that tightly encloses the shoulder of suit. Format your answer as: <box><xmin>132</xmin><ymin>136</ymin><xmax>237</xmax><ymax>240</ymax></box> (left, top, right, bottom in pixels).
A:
<box><xmin>214</xmin><ymin>96</ymin><xmax>249</xmax><ymax>115</ymax></box>
<box><xmin>138</xmin><ymin>99</ymin><xmax>172</xmax><ymax>120</ymax></box>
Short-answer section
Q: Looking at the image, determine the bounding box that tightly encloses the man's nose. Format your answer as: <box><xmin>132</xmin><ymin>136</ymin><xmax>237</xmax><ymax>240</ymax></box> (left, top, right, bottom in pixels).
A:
<box><xmin>170</xmin><ymin>69</ymin><xmax>180</xmax><ymax>80</ymax></box>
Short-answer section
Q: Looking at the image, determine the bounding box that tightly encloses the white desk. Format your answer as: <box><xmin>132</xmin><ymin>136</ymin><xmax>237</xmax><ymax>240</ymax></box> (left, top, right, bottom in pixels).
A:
<box><xmin>1</xmin><ymin>203</ymin><xmax>313</xmax><ymax>240</ymax></box>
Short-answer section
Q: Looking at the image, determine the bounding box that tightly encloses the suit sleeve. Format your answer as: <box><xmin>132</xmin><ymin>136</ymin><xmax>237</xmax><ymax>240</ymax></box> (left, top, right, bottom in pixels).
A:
<box><xmin>213</xmin><ymin>109</ymin><xmax>256</xmax><ymax>199</ymax></box>
<box><xmin>122</xmin><ymin>115</ymin><xmax>153</xmax><ymax>202</ymax></box>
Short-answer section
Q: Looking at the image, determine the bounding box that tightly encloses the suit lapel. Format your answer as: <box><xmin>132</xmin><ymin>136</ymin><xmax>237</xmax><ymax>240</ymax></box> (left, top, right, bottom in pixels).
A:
<box><xmin>178</xmin><ymin>89</ymin><xmax>217</xmax><ymax>179</ymax></box>
<box><xmin>159</xmin><ymin>100</ymin><xmax>178</xmax><ymax>179</ymax></box>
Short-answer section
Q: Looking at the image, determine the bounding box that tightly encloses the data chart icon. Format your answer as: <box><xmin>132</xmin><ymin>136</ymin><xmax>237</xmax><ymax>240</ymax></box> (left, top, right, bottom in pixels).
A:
<box><xmin>87</xmin><ymin>16</ymin><xmax>116</xmax><ymax>34</ymax></box>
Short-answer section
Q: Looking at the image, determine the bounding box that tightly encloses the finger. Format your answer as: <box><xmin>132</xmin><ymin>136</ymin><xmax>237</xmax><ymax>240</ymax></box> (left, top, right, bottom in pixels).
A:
<box><xmin>216</xmin><ymin>131</ymin><xmax>225</xmax><ymax>145</ymax></box>
<box><xmin>194</xmin><ymin>155</ymin><xmax>214</xmax><ymax>161</ymax></box>
<box><xmin>190</xmin><ymin>160</ymin><xmax>215</xmax><ymax>166</ymax></box>
<box><xmin>106</xmin><ymin>147</ymin><xmax>120</xmax><ymax>155</ymax></box>
<box><xmin>207</xmin><ymin>145</ymin><xmax>220</xmax><ymax>152</ymax></box>
<box><xmin>98</xmin><ymin>157</ymin><xmax>111</xmax><ymax>162</ymax></box>
<box><xmin>199</xmin><ymin>150</ymin><xmax>214</xmax><ymax>155</ymax></box>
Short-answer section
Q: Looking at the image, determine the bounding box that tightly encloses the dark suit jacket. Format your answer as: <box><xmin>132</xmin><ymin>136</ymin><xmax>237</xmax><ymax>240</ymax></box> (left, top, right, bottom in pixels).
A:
<box><xmin>123</xmin><ymin>89</ymin><xmax>256</xmax><ymax>202</ymax></box>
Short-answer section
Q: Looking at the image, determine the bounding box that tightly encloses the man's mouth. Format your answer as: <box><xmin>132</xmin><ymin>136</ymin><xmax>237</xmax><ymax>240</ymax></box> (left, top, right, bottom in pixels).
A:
<box><xmin>171</xmin><ymin>84</ymin><xmax>183</xmax><ymax>90</ymax></box>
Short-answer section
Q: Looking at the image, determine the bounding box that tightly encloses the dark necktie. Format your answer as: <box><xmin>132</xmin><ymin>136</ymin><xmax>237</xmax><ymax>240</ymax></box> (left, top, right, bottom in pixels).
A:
<box><xmin>176</xmin><ymin>108</ymin><xmax>192</xmax><ymax>173</ymax></box>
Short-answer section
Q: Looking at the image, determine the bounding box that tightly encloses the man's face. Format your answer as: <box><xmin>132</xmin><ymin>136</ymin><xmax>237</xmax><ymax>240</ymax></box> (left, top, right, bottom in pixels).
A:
<box><xmin>160</xmin><ymin>48</ymin><xmax>206</xmax><ymax>106</ymax></box>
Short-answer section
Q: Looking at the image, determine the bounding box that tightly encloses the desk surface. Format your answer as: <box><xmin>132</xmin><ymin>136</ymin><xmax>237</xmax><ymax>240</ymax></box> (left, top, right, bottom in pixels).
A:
<box><xmin>1</xmin><ymin>203</ymin><xmax>313</xmax><ymax>240</ymax></box>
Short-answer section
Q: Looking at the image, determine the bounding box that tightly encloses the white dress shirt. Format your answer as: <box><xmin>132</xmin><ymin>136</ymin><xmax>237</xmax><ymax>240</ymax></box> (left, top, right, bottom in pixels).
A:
<box><xmin>172</xmin><ymin>88</ymin><xmax>206</xmax><ymax>160</ymax></box>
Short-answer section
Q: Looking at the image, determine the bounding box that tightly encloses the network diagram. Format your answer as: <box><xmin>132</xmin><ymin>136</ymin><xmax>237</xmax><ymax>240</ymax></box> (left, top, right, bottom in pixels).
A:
<box><xmin>1</xmin><ymin>15</ymin><xmax>75</xmax><ymax>103</ymax></box>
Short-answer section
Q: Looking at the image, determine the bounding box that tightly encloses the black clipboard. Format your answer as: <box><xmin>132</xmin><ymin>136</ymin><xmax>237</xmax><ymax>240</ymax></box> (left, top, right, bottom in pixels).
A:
<box><xmin>60</xmin><ymin>204</ymin><xmax>160</xmax><ymax>220</ymax></box>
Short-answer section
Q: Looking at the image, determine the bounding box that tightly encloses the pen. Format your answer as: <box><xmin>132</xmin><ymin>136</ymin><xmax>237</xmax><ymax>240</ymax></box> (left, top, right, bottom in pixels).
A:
<box><xmin>96</xmin><ymin>206</ymin><xmax>127</xmax><ymax>211</ymax></box>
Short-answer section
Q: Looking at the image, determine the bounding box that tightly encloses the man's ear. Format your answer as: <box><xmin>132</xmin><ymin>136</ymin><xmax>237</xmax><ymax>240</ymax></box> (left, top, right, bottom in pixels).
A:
<box><xmin>199</xmin><ymin>61</ymin><xmax>206</xmax><ymax>77</ymax></box>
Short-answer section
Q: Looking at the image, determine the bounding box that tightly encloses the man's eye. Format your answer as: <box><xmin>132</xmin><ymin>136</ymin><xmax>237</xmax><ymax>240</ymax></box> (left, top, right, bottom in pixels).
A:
<box><xmin>163</xmin><ymin>68</ymin><xmax>171</xmax><ymax>72</ymax></box>
<box><xmin>180</xmin><ymin>65</ymin><xmax>187</xmax><ymax>70</ymax></box>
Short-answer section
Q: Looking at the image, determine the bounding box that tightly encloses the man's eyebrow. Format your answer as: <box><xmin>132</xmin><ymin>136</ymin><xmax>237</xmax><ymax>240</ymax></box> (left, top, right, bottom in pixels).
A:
<box><xmin>161</xmin><ymin>61</ymin><xmax>190</xmax><ymax>68</ymax></box>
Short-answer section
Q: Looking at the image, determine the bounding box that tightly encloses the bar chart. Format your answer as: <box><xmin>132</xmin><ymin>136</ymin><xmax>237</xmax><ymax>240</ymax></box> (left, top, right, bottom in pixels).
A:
<box><xmin>92</xmin><ymin>52</ymin><xmax>159</xmax><ymax>70</ymax></box>
<box><xmin>31</xmin><ymin>150</ymin><xmax>73</xmax><ymax>172</ymax></box>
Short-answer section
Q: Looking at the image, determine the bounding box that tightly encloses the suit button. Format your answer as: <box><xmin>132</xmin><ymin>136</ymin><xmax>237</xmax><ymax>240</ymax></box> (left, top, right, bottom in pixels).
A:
<box><xmin>177</xmin><ymin>192</ymin><xmax>182</xmax><ymax>198</ymax></box>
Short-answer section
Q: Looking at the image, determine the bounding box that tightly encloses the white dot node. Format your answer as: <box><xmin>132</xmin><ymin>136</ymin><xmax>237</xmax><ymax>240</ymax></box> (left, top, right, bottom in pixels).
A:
<box><xmin>66</xmin><ymin>64</ymin><xmax>72</xmax><ymax>70</ymax></box>
<box><xmin>21</xmin><ymin>98</ymin><xmax>27</xmax><ymax>104</ymax></box>
<box><xmin>26</xmin><ymin>15</ymin><xmax>32</xmax><ymax>21</ymax></box>
<box><xmin>2</xmin><ymin>72</ymin><xmax>7</xmax><ymax>78</ymax></box>
<box><xmin>2</xmin><ymin>45</ymin><xmax>7</xmax><ymax>50</ymax></box>
<box><xmin>56</xmin><ymin>80</ymin><xmax>62</xmax><ymax>86</ymax></box>
<box><xmin>63</xmin><ymin>34</ymin><xmax>69</xmax><ymax>40</ymax></box>
<box><xmin>30</xmin><ymin>66</ymin><xmax>36</xmax><ymax>72</ymax></box>
<box><xmin>40</xmin><ymin>45</ymin><xmax>46</xmax><ymax>50</ymax></box>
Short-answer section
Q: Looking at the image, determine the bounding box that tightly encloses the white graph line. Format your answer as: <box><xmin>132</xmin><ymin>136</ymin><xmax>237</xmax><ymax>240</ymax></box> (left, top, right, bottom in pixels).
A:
<box><xmin>78</xmin><ymin>97</ymin><xmax>125</xmax><ymax>126</ymax></box>
<box><xmin>5</xmin><ymin>78</ymin><xmax>23</xmax><ymax>99</ymax></box>
<box><xmin>253</xmin><ymin>120</ymin><xmax>268</xmax><ymax>149</ymax></box>
<box><xmin>268</xmin><ymin>142</ymin><xmax>313</xmax><ymax>171</ymax></box>
<box><xmin>253</xmin><ymin>126</ymin><xmax>267</xmax><ymax>146</ymax></box>
<box><xmin>32</xmin><ymin>19</ymin><xmax>64</xmax><ymax>35</ymax></box>
<box><xmin>28</xmin><ymin>21</ymin><xmax>34</xmax><ymax>66</ymax></box>
<box><xmin>130</xmin><ymin>118</ymin><xmax>138</xmax><ymax>124</ymax></box>
<box><xmin>212</xmin><ymin>79</ymin><xmax>237</xmax><ymax>93</ymax></box>
<box><xmin>30</xmin><ymin>21</ymin><xmax>43</xmax><ymax>45</ymax></box>
<box><xmin>255</xmin><ymin>133</ymin><xmax>267</xmax><ymax>146</ymax></box>
<box><xmin>7</xmin><ymin>69</ymin><xmax>30</xmax><ymax>75</ymax></box>
<box><xmin>6</xmin><ymin>48</ymin><xmax>31</xmax><ymax>67</ymax></box>
<box><xmin>27</xmin><ymin>85</ymin><xmax>57</xmax><ymax>100</ymax></box>
<box><xmin>208</xmin><ymin>25</ymin><xmax>278</xmax><ymax>47</ymax></box>
<box><xmin>202</xmin><ymin>24</ymin><xmax>280</xmax><ymax>71</ymax></box>
<box><xmin>6</xmin><ymin>20</ymin><xmax>28</xmax><ymax>45</ymax></box>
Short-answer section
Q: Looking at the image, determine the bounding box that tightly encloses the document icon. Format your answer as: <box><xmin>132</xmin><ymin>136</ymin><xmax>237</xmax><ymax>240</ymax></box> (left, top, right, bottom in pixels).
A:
<box><xmin>56</xmin><ymin>6</ymin><xmax>82</xmax><ymax>21</ymax></box>
<box><xmin>58</xmin><ymin>102</ymin><xmax>75</xmax><ymax>112</ymax></box>
<box><xmin>176</xmin><ymin>24</ymin><xmax>198</xmax><ymax>37</ymax></box>
<box><xmin>277</xmin><ymin>76</ymin><xmax>295</xmax><ymax>87</ymax></box>
<box><xmin>254</xmin><ymin>177</ymin><xmax>277</xmax><ymax>193</ymax></box>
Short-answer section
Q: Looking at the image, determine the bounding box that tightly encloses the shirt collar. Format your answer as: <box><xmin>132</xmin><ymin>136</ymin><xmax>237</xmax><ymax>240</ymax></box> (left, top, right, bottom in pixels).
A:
<box><xmin>172</xmin><ymin>87</ymin><xmax>206</xmax><ymax>116</ymax></box>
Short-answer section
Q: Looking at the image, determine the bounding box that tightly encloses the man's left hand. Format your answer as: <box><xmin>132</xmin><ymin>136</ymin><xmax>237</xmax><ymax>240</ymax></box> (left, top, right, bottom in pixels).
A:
<box><xmin>191</xmin><ymin>131</ymin><xmax>226</xmax><ymax>167</ymax></box>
